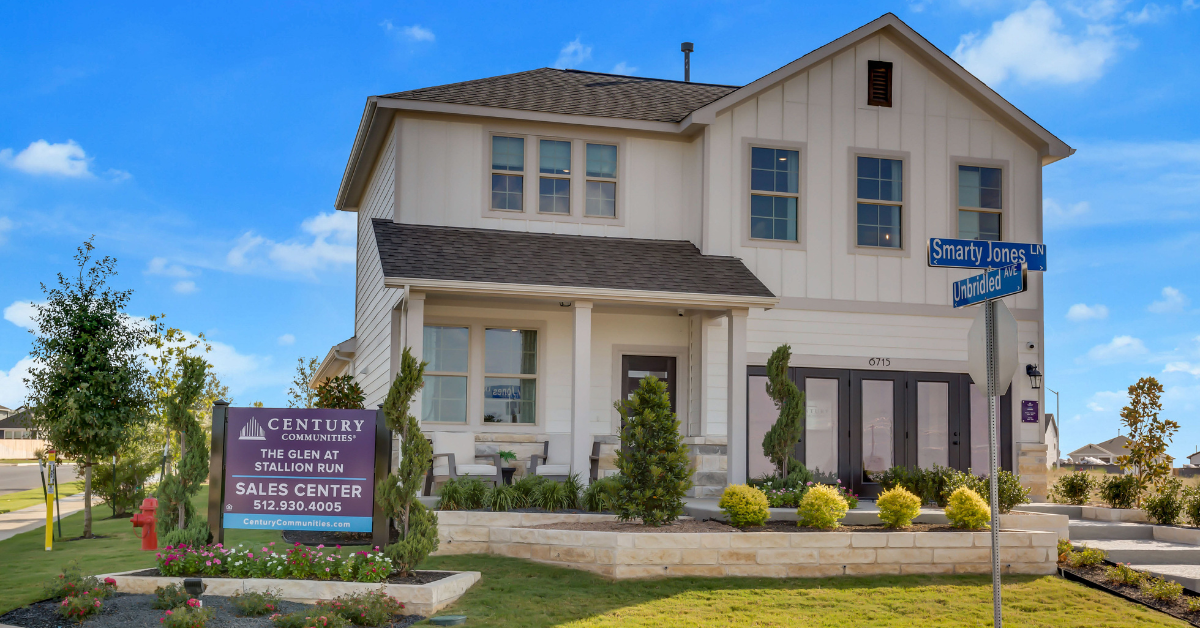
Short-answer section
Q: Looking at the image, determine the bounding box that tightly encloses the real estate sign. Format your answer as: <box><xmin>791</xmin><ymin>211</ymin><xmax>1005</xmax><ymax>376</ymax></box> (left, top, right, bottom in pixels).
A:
<box><xmin>218</xmin><ymin>407</ymin><xmax>380</xmax><ymax>533</ymax></box>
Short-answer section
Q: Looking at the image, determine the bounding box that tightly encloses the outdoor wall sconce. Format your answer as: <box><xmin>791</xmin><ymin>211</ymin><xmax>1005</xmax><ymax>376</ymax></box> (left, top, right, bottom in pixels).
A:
<box><xmin>1026</xmin><ymin>364</ymin><xmax>1042</xmax><ymax>389</ymax></box>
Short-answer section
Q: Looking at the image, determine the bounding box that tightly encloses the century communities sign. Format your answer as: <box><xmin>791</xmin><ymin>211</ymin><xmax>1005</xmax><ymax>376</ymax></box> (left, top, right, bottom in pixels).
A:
<box><xmin>207</xmin><ymin>404</ymin><xmax>390</xmax><ymax>547</ymax></box>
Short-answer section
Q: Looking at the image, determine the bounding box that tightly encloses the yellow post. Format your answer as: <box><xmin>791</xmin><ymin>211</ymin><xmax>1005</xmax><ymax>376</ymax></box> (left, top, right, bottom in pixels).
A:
<box><xmin>45</xmin><ymin>450</ymin><xmax>56</xmax><ymax>551</ymax></box>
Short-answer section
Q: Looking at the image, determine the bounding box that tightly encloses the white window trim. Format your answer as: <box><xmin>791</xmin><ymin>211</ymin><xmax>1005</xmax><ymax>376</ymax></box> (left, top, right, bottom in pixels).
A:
<box><xmin>740</xmin><ymin>137</ymin><xmax>807</xmax><ymax>251</ymax></box>
<box><xmin>479</xmin><ymin>124</ymin><xmax>628</xmax><ymax>227</ymax></box>
<box><xmin>952</xmin><ymin>157</ymin><xmax>1011</xmax><ymax>242</ymax></box>
<box><xmin>421</xmin><ymin>325</ymin><xmax>471</xmax><ymax>425</ymax></box>
<box><xmin>847</xmin><ymin>147</ymin><xmax>911</xmax><ymax>258</ymax></box>
<box><xmin>487</xmin><ymin>134</ymin><xmax>526</xmax><ymax>214</ymax></box>
<box><xmin>421</xmin><ymin>317</ymin><xmax>546</xmax><ymax>430</ymax></box>
<box><xmin>537</xmin><ymin>136</ymin><xmax>574</xmax><ymax>216</ymax></box>
<box><xmin>583</xmin><ymin>142</ymin><xmax>619</xmax><ymax>219</ymax></box>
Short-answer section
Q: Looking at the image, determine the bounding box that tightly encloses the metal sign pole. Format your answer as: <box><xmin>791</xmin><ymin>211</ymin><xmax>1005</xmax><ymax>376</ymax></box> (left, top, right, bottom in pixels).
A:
<box><xmin>985</xmin><ymin>299</ymin><xmax>1002</xmax><ymax>627</ymax></box>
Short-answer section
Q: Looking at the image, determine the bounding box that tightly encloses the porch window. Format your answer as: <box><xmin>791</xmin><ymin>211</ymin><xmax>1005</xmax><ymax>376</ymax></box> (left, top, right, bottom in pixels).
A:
<box><xmin>490</xmin><ymin>136</ymin><xmax>524</xmax><ymax>211</ymax></box>
<box><xmin>539</xmin><ymin>140</ymin><xmax>572</xmax><ymax>214</ymax></box>
<box><xmin>584</xmin><ymin>143</ymin><xmax>617</xmax><ymax>217</ymax></box>
<box><xmin>422</xmin><ymin>326</ymin><xmax>469</xmax><ymax>423</ymax></box>
<box><xmin>958</xmin><ymin>165</ymin><xmax>1002</xmax><ymax>241</ymax></box>
<box><xmin>749</xmin><ymin>146</ymin><xmax>799</xmax><ymax>241</ymax></box>
<box><xmin>483</xmin><ymin>328</ymin><xmax>537</xmax><ymax>424</ymax></box>
<box><xmin>856</xmin><ymin>156</ymin><xmax>903</xmax><ymax>249</ymax></box>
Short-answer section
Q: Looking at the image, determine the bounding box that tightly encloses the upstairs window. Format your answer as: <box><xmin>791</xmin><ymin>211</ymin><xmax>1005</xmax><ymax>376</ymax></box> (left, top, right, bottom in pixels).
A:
<box><xmin>490</xmin><ymin>136</ymin><xmax>525</xmax><ymax>212</ymax></box>
<box><xmin>958</xmin><ymin>165</ymin><xmax>1002</xmax><ymax>241</ymax></box>
<box><xmin>539</xmin><ymin>140</ymin><xmax>572</xmax><ymax>214</ymax></box>
<box><xmin>867</xmin><ymin>60</ymin><xmax>893</xmax><ymax>107</ymax></box>
<box><xmin>585</xmin><ymin>143</ymin><xmax>617</xmax><ymax>217</ymax></box>
<box><xmin>856</xmin><ymin>156</ymin><xmax>903</xmax><ymax>249</ymax></box>
<box><xmin>749</xmin><ymin>147</ymin><xmax>800</xmax><ymax>242</ymax></box>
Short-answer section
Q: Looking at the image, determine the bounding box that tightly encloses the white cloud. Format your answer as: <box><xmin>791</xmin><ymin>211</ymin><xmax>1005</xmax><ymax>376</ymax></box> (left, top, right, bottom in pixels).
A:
<box><xmin>0</xmin><ymin>356</ymin><xmax>37</xmax><ymax>408</ymax></box>
<box><xmin>226</xmin><ymin>212</ymin><xmax>355</xmax><ymax>277</ymax></box>
<box><xmin>1148</xmin><ymin>286</ymin><xmax>1189</xmax><ymax>313</ymax></box>
<box><xmin>146</xmin><ymin>257</ymin><xmax>195</xmax><ymax>278</ymax></box>
<box><xmin>1087</xmin><ymin>335</ymin><xmax>1149</xmax><ymax>362</ymax></box>
<box><xmin>953</xmin><ymin>0</ymin><xmax>1123</xmax><ymax>85</ymax></box>
<box><xmin>3</xmin><ymin>300</ymin><xmax>40</xmax><ymax>330</ymax></box>
<box><xmin>173</xmin><ymin>280</ymin><xmax>197</xmax><ymax>294</ymax></box>
<box><xmin>610</xmin><ymin>62</ymin><xmax>638</xmax><ymax>75</ymax></box>
<box><xmin>1044</xmin><ymin>198</ymin><xmax>1090</xmax><ymax>222</ymax></box>
<box><xmin>0</xmin><ymin>216</ymin><xmax>11</xmax><ymax>244</ymax></box>
<box><xmin>1125</xmin><ymin>3</ymin><xmax>1172</xmax><ymax>22</ymax></box>
<box><xmin>1165</xmin><ymin>361</ymin><xmax>1200</xmax><ymax>376</ymax></box>
<box><xmin>278</xmin><ymin>334</ymin><xmax>295</xmax><ymax>346</ymax></box>
<box><xmin>227</xmin><ymin>233</ymin><xmax>266</xmax><ymax>268</ymax></box>
<box><xmin>1066</xmin><ymin>0</ymin><xmax>1130</xmax><ymax>20</ymax></box>
<box><xmin>1085</xmin><ymin>389</ymin><xmax>1129</xmax><ymax>413</ymax></box>
<box><xmin>1066</xmin><ymin>303</ymin><xmax>1109</xmax><ymax>321</ymax></box>
<box><xmin>0</xmin><ymin>139</ymin><xmax>92</xmax><ymax>177</ymax></box>
<box><xmin>381</xmin><ymin>20</ymin><xmax>435</xmax><ymax>43</ymax></box>
<box><xmin>554</xmin><ymin>37</ymin><xmax>592</xmax><ymax>69</ymax></box>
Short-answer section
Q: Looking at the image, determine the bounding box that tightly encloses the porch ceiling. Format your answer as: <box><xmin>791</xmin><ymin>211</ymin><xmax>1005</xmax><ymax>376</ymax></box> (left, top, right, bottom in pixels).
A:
<box><xmin>373</xmin><ymin>220</ymin><xmax>778</xmax><ymax>309</ymax></box>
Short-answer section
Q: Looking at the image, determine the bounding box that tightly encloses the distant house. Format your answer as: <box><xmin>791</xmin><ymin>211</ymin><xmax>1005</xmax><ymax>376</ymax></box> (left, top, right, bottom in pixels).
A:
<box><xmin>0</xmin><ymin>404</ymin><xmax>10</xmax><ymax>421</ymax></box>
<box><xmin>1068</xmin><ymin>435</ymin><xmax>1132</xmax><ymax>464</ymax></box>
<box><xmin>1044</xmin><ymin>413</ymin><xmax>1059</xmax><ymax>464</ymax></box>
<box><xmin>1187</xmin><ymin>450</ymin><xmax>1200</xmax><ymax>466</ymax></box>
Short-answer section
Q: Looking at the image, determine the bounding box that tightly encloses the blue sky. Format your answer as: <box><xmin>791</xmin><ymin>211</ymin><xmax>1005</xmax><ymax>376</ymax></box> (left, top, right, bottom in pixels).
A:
<box><xmin>1</xmin><ymin>1</ymin><xmax>1198</xmax><ymax>460</ymax></box>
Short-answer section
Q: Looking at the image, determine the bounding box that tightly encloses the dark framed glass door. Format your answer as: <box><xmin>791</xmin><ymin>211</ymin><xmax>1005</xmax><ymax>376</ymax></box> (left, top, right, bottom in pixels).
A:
<box><xmin>850</xmin><ymin>371</ymin><xmax>905</xmax><ymax>497</ymax></box>
<box><xmin>904</xmin><ymin>372</ymin><xmax>961</xmax><ymax>473</ymax></box>
<box><xmin>621</xmin><ymin>355</ymin><xmax>677</xmax><ymax>413</ymax></box>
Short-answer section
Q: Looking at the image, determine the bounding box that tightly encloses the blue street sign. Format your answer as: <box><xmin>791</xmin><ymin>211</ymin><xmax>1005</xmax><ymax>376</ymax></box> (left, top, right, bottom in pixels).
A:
<box><xmin>928</xmin><ymin>238</ymin><xmax>1047</xmax><ymax>271</ymax></box>
<box><xmin>953</xmin><ymin>263</ymin><xmax>1026</xmax><ymax>308</ymax></box>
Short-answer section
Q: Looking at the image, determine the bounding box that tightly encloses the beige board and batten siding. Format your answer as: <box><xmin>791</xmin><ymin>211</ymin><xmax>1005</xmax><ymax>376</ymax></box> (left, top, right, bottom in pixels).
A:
<box><xmin>355</xmin><ymin>119</ymin><xmax>400</xmax><ymax>408</ymax></box>
<box><xmin>394</xmin><ymin>115</ymin><xmax>703</xmax><ymax>244</ymax></box>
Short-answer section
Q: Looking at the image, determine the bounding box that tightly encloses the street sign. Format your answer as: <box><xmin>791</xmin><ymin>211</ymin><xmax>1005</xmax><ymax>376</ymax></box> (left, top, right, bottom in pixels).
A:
<box><xmin>968</xmin><ymin>300</ymin><xmax>1018</xmax><ymax>396</ymax></box>
<box><xmin>952</xmin><ymin>263</ymin><xmax>1026</xmax><ymax>308</ymax></box>
<box><xmin>928</xmin><ymin>238</ymin><xmax>1047</xmax><ymax>271</ymax></box>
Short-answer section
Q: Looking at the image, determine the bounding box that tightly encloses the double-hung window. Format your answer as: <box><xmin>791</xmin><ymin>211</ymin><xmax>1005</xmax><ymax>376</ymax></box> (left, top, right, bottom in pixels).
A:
<box><xmin>422</xmin><ymin>326</ymin><xmax>470</xmax><ymax>423</ymax></box>
<box><xmin>958</xmin><ymin>166</ymin><xmax>1002</xmax><ymax>241</ymax></box>
<box><xmin>539</xmin><ymin>140</ymin><xmax>572</xmax><ymax>214</ymax></box>
<box><xmin>855</xmin><ymin>156</ymin><xmax>903</xmax><ymax>249</ymax></box>
<box><xmin>749</xmin><ymin>147</ymin><xmax>800</xmax><ymax>241</ymax></box>
<box><xmin>585</xmin><ymin>143</ymin><xmax>617</xmax><ymax>217</ymax></box>
<box><xmin>483</xmin><ymin>328</ymin><xmax>537</xmax><ymax>423</ymax></box>
<box><xmin>490</xmin><ymin>136</ymin><xmax>524</xmax><ymax>211</ymax></box>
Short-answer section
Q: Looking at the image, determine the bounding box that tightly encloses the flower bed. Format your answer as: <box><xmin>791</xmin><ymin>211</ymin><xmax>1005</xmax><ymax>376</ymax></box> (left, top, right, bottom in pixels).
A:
<box><xmin>1058</xmin><ymin>559</ymin><xmax>1200</xmax><ymax>626</ymax></box>
<box><xmin>157</xmin><ymin>543</ymin><xmax>394</xmax><ymax>583</ymax></box>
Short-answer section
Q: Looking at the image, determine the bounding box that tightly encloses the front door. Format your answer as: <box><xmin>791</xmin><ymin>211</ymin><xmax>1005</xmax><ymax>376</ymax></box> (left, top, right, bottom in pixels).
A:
<box><xmin>621</xmin><ymin>355</ymin><xmax>677</xmax><ymax>418</ymax></box>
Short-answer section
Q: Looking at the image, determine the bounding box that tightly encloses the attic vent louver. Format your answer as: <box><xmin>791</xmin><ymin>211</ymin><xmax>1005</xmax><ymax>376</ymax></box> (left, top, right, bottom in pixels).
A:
<box><xmin>867</xmin><ymin>60</ymin><xmax>893</xmax><ymax>107</ymax></box>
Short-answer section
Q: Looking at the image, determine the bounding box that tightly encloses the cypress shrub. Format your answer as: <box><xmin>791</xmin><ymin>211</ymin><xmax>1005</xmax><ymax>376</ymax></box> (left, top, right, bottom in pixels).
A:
<box><xmin>614</xmin><ymin>375</ymin><xmax>692</xmax><ymax>526</ymax></box>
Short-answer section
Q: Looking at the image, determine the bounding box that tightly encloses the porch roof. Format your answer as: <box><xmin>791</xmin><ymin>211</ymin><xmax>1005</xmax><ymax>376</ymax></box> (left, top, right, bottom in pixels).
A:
<box><xmin>372</xmin><ymin>220</ymin><xmax>777</xmax><ymax>308</ymax></box>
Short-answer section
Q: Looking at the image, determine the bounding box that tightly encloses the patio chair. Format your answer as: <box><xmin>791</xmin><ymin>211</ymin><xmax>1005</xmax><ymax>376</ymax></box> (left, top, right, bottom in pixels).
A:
<box><xmin>529</xmin><ymin>433</ymin><xmax>572</xmax><ymax>482</ymax></box>
<box><xmin>424</xmin><ymin>432</ymin><xmax>503</xmax><ymax>494</ymax></box>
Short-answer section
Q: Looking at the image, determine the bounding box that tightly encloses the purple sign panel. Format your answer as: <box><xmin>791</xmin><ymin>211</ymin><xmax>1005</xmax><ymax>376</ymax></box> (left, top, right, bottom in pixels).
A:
<box><xmin>223</xmin><ymin>408</ymin><xmax>377</xmax><ymax>532</ymax></box>
<box><xmin>1021</xmin><ymin>400</ymin><xmax>1039</xmax><ymax>423</ymax></box>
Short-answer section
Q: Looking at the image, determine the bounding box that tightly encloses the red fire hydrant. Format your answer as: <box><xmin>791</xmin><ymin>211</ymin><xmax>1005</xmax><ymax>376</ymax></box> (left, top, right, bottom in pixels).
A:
<box><xmin>130</xmin><ymin>497</ymin><xmax>158</xmax><ymax>551</ymax></box>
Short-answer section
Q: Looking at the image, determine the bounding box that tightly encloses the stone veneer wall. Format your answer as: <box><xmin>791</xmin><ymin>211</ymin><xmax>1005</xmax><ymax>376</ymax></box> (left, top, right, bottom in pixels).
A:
<box><xmin>1017</xmin><ymin>443</ymin><xmax>1050</xmax><ymax>503</ymax></box>
<box><xmin>435</xmin><ymin>511</ymin><xmax>621</xmax><ymax>555</ymax></box>
<box><xmin>685</xmin><ymin>436</ymin><xmax>727</xmax><ymax>498</ymax></box>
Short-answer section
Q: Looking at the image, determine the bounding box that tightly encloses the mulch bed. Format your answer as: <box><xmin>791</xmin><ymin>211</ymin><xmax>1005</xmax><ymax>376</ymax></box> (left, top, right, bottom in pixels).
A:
<box><xmin>282</xmin><ymin>530</ymin><xmax>382</xmax><ymax>546</ymax></box>
<box><xmin>0</xmin><ymin>592</ymin><xmax>427</xmax><ymax>628</ymax></box>
<box><xmin>121</xmin><ymin>568</ymin><xmax>457</xmax><ymax>586</ymax></box>
<box><xmin>1059</xmin><ymin>561</ymin><xmax>1200</xmax><ymax>627</ymax></box>
<box><xmin>529</xmin><ymin>520</ymin><xmax>988</xmax><ymax>533</ymax></box>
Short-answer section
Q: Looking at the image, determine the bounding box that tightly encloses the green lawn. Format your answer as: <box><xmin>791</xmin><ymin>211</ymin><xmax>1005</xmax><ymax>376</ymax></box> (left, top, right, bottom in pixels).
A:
<box><xmin>420</xmin><ymin>554</ymin><xmax>1190</xmax><ymax>627</ymax></box>
<box><xmin>0</xmin><ymin>480</ymin><xmax>84</xmax><ymax>513</ymax></box>
<box><xmin>2</xmin><ymin>490</ymin><xmax>1189</xmax><ymax>627</ymax></box>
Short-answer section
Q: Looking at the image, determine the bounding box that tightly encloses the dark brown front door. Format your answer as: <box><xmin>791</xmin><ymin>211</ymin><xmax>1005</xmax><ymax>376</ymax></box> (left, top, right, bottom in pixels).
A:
<box><xmin>621</xmin><ymin>355</ymin><xmax>677</xmax><ymax>416</ymax></box>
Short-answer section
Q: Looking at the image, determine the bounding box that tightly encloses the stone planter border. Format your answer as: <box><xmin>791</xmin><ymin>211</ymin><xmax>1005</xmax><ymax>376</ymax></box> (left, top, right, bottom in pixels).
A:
<box><xmin>98</xmin><ymin>569</ymin><xmax>480</xmax><ymax>617</ymax></box>
<box><xmin>1081</xmin><ymin>506</ymin><xmax>1148</xmax><ymax>523</ymax></box>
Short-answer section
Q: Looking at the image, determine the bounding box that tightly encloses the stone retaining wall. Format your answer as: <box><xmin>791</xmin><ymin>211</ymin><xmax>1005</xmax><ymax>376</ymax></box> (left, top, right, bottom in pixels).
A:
<box><xmin>435</xmin><ymin>511</ymin><xmax>620</xmax><ymax>555</ymax></box>
<box><xmin>468</xmin><ymin>526</ymin><xmax>1056</xmax><ymax>579</ymax></box>
<box><xmin>1082</xmin><ymin>506</ymin><xmax>1149</xmax><ymax>522</ymax></box>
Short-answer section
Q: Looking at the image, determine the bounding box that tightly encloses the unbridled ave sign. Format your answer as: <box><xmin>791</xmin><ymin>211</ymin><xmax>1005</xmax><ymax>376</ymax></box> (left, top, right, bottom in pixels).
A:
<box><xmin>951</xmin><ymin>263</ymin><xmax>1026</xmax><ymax>308</ymax></box>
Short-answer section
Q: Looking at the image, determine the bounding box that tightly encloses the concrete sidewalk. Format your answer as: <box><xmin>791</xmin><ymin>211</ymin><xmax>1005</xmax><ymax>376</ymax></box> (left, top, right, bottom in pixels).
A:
<box><xmin>0</xmin><ymin>492</ymin><xmax>87</xmax><ymax>542</ymax></box>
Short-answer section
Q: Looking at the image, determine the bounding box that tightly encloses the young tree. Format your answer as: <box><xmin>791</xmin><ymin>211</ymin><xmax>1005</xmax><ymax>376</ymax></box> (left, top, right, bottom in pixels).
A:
<box><xmin>287</xmin><ymin>357</ymin><xmax>319</xmax><ymax>408</ymax></box>
<box><xmin>374</xmin><ymin>348</ymin><xmax>439</xmax><ymax>575</ymax></box>
<box><xmin>315</xmin><ymin>374</ymin><xmax>366</xmax><ymax>409</ymax></box>
<box><xmin>614</xmin><ymin>375</ymin><xmax>693</xmax><ymax>526</ymax></box>
<box><xmin>1117</xmin><ymin>376</ymin><xmax>1178</xmax><ymax>506</ymax></box>
<box><xmin>24</xmin><ymin>239</ymin><xmax>154</xmax><ymax>538</ymax></box>
<box><xmin>156</xmin><ymin>355</ymin><xmax>209</xmax><ymax>533</ymax></box>
<box><xmin>761</xmin><ymin>344</ymin><xmax>804</xmax><ymax>481</ymax></box>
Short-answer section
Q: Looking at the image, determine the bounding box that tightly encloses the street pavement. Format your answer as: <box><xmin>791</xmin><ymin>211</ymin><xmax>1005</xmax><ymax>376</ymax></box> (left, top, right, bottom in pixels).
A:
<box><xmin>0</xmin><ymin>461</ymin><xmax>80</xmax><ymax>496</ymax></box>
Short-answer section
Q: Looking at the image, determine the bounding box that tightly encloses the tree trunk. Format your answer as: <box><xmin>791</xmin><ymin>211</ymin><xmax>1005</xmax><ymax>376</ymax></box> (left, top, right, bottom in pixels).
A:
<box><xmin>177</xmin><ymin>430</ymin><xmax>186</xmax><ymax>530</ymax></box>
<box><xmin>82</xmin><ymin>459</ymin><xmax>93</xmax><ymax>538</ymax></box>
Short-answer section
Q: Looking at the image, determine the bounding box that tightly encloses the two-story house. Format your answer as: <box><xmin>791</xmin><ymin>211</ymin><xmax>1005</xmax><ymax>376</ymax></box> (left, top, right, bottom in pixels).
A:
<box><xmin>315</xmin><ymin>14</ymin><xmax>1069</xmax><ymax>500</ymax></box>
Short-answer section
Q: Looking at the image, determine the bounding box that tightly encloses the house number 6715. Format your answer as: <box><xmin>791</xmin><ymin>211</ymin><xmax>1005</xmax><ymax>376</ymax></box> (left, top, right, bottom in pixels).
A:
<box><xmin>868</xmin><ymin>358</ymin><xmax>891</xmax><ymax>367</ymax></box>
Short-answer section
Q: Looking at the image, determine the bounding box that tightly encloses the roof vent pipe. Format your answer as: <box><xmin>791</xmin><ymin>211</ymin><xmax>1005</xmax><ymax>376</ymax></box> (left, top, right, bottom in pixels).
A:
<box><xmin>681</xmin><ymin>42</ymin><xmax>693</xmax><ymax>82</ymax></box>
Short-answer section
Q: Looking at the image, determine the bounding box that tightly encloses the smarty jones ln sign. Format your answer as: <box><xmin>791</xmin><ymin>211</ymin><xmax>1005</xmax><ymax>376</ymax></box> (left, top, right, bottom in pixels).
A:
<box><xmin>221</xmin><ymin>408</ymin><xmax>378</xmax><ymax>532</ymax></box>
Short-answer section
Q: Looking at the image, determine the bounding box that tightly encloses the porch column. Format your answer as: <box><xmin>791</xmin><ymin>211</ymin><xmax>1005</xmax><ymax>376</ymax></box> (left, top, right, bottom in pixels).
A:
<box><xmin>726</xmin><ymin>308</ymin><xmax>748</xmax><ymax>485</ymax></box>
<box><xmin>403</xmin><ymin>291</ymin><xmax>425</xmax><ymax>413</ymax></box>
<box><xmin>572</xmin><ymin>301</ymin><xmax>593</xmax><ymax>482</ymax></box>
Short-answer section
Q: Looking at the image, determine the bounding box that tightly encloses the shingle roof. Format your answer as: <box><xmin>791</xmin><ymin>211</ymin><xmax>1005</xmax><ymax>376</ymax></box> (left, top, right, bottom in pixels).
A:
<box><xmin>372</xmin><ymin>220</ymin><xmax>774</xmax><ymax>298</ymax></box>
<box><xmin>379</xmin><ymin>68</ymin><xmax>739</xmax><ymax>124</ymax></box>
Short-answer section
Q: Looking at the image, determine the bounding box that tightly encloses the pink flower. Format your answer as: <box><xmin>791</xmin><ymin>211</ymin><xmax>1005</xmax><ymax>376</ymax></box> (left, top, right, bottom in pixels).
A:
<box><xmin>205</xmin><ymin>561</ymin><xmax>212</xmax><ymax>567</ymax></box>
<box><xmin>187</xmin><ymin>599</ymin><xmax>199</xmax><ymax>608</ymax></box>
<box><xmin>166</xmin><ymin>610</ymin><xmax>173</xmax><ymax>615</ymax></box>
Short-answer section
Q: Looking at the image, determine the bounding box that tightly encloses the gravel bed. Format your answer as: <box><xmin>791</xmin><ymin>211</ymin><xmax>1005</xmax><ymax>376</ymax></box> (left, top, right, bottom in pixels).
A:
<box><xmin>529</xmin><ymin>520</ymin><xmax>990</xmax><ymax>533</ymax></box>
<box><xmin>0</xmin><ymin>593</ymin><xmax>426</xmax><ymax>628</ymax></box>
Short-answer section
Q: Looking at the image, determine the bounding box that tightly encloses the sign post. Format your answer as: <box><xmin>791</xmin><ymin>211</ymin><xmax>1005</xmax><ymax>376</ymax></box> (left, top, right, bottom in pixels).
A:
<box><xmin>44</xmin><ymin>450</ymin><xmax>56</xmax><ymax>551</ymax></box>
<box><xmin>935</xmin><ymin>238</ymin><xmax>1046</xmax><ymax>628</ymax></box>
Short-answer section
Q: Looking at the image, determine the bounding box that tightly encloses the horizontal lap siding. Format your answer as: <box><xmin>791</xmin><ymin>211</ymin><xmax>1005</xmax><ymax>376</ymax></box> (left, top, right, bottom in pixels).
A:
<box><xmin>356</xmin><ymin>121</ymin><xmax>398</xmax><ymax>409</ymax></box>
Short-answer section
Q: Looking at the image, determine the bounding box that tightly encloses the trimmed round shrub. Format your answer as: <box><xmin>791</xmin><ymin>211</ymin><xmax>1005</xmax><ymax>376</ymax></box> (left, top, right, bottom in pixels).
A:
<box><xmin>797</xmin><ymin>484</ymin><xmax>848</xmax><ymax>530</ymax></box>
<box><xmin>719</xmin><ymin>484</ymin><xmax>770</xmax><ymax>527</ymax></box>
<box><xmin>1144</xmin><ymin>477</ymin><xmax>1184</xmax><ymax>525</ymax></box>
<box><xmin>876</xmin><ymin>486</ymin><xmax>922</xmax><ymax>528</ymax></box>
<box><xmin>1051</xmin><ymin>471</ymin><xmax>1095</xmax><ymax>505</ymax></box>
<box><xmin>1098</xmin><ymin>474</ymin><xmax>1139</xmax><ymax>510</ymax></box>
<box><xmin>945</xmin><ymin>487</ymin><xmax>990</xmax><ymax>529</ymax></box>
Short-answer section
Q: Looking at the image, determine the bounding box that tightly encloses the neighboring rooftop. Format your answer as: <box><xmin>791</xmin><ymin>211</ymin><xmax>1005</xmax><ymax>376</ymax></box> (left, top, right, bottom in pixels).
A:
<box><xmin>371</xmin><ymin>220</ymin><xmax>774</xmax><ymax>298</ymax></box>
<box><xmin>379</xmin><ymin>68</ymin><xmax>739</xmax><ymax>124</ymax></box>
